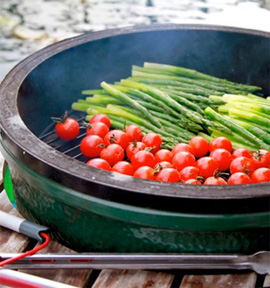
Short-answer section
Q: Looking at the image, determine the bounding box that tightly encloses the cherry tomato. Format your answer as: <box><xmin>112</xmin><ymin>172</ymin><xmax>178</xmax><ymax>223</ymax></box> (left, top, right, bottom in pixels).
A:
<box><xmin>155</xmin><ymin>161</ymin><xmax>173</xmax><ymax>169</ymax></box>
<box><xmin>124</xmin><ymin>124</ymin><xmax>142</xmax><ymax>141</ymax></box>
<box><xmin>189</xmin><ymin>136</ymin><xmax>209</xmax><ymax>158</ymax></box>
<box><xmin>86</xmin><ymin>158</ymin><xmax>111</xmax><ymax>171</ymax></box>
<box><xmin>126</xmin><ymin>141</ymin><xmax>146</xmax><ymax>160</ymax></box>
<box><xmin>251</xmin><ymin>167</ymin><xmax>270</xmax><ymax>183</ymax></box>
<box><xmin>227</xmin><ymin>172</ymin><xmax>251</xmax><ymax>185</ymax></box>
<box><xmin>133</xmin><ymin>166</ymin><xmax>155</xmax><ymax>180</ymax></box>
<box><xmin>155</xmin><ymin>149</ymin><xmax>173</xmax><ymax>163</ymax></box>
<box><xmin>197</xmin><ymin>156</ymin><xmax>220</xmax><ymax>178</ymax></box>
<box><xmin>209</xmin><ymin>137</ymin><xmax>232</xmax><ymax>153</ymax></box>
<box><xmin>112</xmin><ymin>161</ymin><xmax>134</xmax><ymax>176</ymax></box>
<box><xmin>54</xmin><ymin>116</ymin><xmax>80</xmax><ymax>140</ymax></box>
<box><xmin>131</xmin><ymin>150</ymin><xmax>156</xmax><ymax>170</ymax></box>
<box><xmin>142</xmin><ymin>133</ymin><xmax>162</xmax><ymax>154</ymax></box>
<box><xmin>86</xmin><ymin>122</ymin><xmax>109</xmax><ymax>138</ymax></box>
<box><xmin>184</xmin><ymin>179</ymin><xmax>202</xmax><ymax>185</ymax></box>
<box><xmin>80</xmin><ymin>135</ymin><xmax>105</xmax><ymax>158</ymax></box>
<box><xmin>104</xmin><ymin>129</ymin><xmax>130</xmax><ymax>149</ymax></box>
<box><xmin>252</xmin><ymin>149</ymin><xmax>270</xmax><ymax>169</ymax></box>
<box><xmin>156</xmin><ymin>168</ymin><xmax>180</xmax><ymax>182</ymax></box>
<box><xmin>89</xmin><ymin>114</ymin><xmax>111</xmax><ymax>128</ymax></box>
<box><xmin>232</xmin><ymin>148</ymin><xmax>253</xmax><ymax>159</ymax></box>
<box><xmin>100</xmin><ymin>143</ymin><xmax>125</xmax><ymax>166</ymax></box>
<box><xmin>178</xmin><ymin>166</ymin><xmax>200</xmax><ymax>182</ymax></box>
<box><xmin>171</xmin><ymin>143</ymin><xmax>195</xmax><ymax>156</ymax></box>
<box><xmin>230</xmin><ymin>156</ymin><xmax>256</xmax><ymax>176</ymax></box>
<box><xmin>172</xmin><ymin>151</ymin><xmax>196</xmax><ymax>172</ymax></box>
<box><xmin>204</xmin><ymin>176</ymin><xmax>227</xmax><ymax>185</ymax></box>
<box><xmin>209</xmin><ymin>148</ymin><xmax>232</xmax><ymax>171</ymax></box>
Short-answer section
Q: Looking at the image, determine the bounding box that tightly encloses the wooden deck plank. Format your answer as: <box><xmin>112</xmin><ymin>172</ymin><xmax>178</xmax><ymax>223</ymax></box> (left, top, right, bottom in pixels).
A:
<box><xmin>20</xmin><ymin>241</ymin><xmax>93</xmax><ymax>288</ymax></box>
<box><xmin>179</xmin><ymin>272</ymin><xmax>257</xmax><ymax>288</ymax></box>
<box><xmin>263</xmin><ymin>274</ymin><xmax>270</xmax><ymax>286</ymax></box>
<box><xmin>92</xmin><ymin>269</ymin><xmax>174</xmax><ymax>288</ymax></box>
<box><xmin>0</xmin><ymin>190</ymin><xmax>30</xmax><ymax>253</ymax></box>
<box><xmin>0</xmin><ymin>190</ymin><xmax>92</xmax><ymax>287</ymax></box>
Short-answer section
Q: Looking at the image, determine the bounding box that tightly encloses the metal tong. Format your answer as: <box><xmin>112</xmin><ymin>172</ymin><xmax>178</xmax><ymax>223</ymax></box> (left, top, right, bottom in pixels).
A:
<box><xmin>1</xmin><ymin>251</ymin><xmax>269</xmax><ymax>274</ymax></box>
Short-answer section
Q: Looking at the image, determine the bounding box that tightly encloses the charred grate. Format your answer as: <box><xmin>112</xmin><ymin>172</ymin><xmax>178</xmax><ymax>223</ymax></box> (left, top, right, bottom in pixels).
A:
<box><xmin>38</xmin><ymin>111</ymin><xmax>89</xmax><ymax>163</ymax></box>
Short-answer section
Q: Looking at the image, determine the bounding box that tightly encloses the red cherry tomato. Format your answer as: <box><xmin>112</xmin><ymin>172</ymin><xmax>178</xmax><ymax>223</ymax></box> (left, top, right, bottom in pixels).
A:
<box><xmin>124</xmin><ymin>124</ymin><xmax>142</xmax><ymax>141</ymax></box>
<box><xmin>112</xmin><ymin>161</ymin><xmax>135</xmax><ymax>176</ymax></box>
<box><xmin>189</xmin><ymin>136</ymin><xmax>209</xmax><ymax>158</ymax></box>
<box><xmin>230</xmin><ymin>156</ymin><xmax>256</xmax><ymax>176</ymax></box>
<box><xmin>204</xmin><ymin>176</ymin><xmax>227</xmax><ymax>185</ymax></box>
<box><xmin>142</xmin><ymin>133</ymin><xmax>162</xmax><ymax>154</ymax></box>
<box><xmin>80</xmin><ymin>135</ymin><xmax>105</xmax><ymax>158</ymax></box>
<box><xmin>104</xmin><ymin>129</ymin><xmax>130</xmax><ymax>150</ymax></box>
<box><xmin>184</xmin><ymin>179</ymin><xmax>202</xmax><ymax>185</ymax></box>
<box><xmin>126</xmin><ymin>141</ymin><xmax>146</xmax><ymax>160</ymax></box>
<box><xmin>178</xmin><ymin>166</ymin><xmax>200</xmax><ymax>182</ymax></box>
<box><xmin>232</xmin><ymin>148</ymin><xmax>253</xmax><ymax>159</ymax></box>
<box><xmin>133</xmin><ymin>166</ymin><xmax>155</xmax><ymax>180</ymax></box>
<box><xmin>131</xmin><ymin>150</ymin><xmax>156</xmax><ymax>170</ymax></box>
<box><xmin>155</xmin><ymin>149</ymin><xmax>173</xmax><ymax>163</ymax></box>
<box><xmin>210</xmin><ymin>148</ymin><xmax>232</xmax><ymax>171</ymax></box>
<box><xmin>209</xmin><ymin>137</ymin><xmax>232</xmax><ymax>153</ymax></box>
<box><xmin>252</xmin><ymin>149</ymin><xmax>270</xmax><ymax>169</ymax></box>
<box><xmin>156</xmin><ymin>168</ymin><xmax>180</xmax><ymax>183</ymax></box>
<box><xmin>197</xmin><ymin>156</ymin><xmax>220</xmax><ymax>178</ymax></box>
<box><xmin>251</xmin><ymin>167</ymin><xmax>270</xmax><ymax>183</ymax></box>
<box><xmin>86</xmin><ymin>158</ymin><xmax>111</xmax><ymax>171</ymax></box>
<box><xmin>227</xmin><ymin>172</ymin><xmax>251</xmax><ymax>185</ymax></box>
<box><xmin>155</xmin><ymin>161</ymin><xmax>173</xmax><ymax>169</ymax></box>
<box><xmin>54</xmin><ymin>117</ymin><xmax>80</xmax><ymax>140</ymax></box>
<box><xmin>172</xmin><ymin>151</ymin><xmax>196</xmax><ymax>172</ymax></box>
<box><xmin>89</xmin><ymin>114</ymin><xmax>111</xmax><ymax>128</ymax></box>
<box><xmin>100</xmin><ymin>143</ymin><xmax>125</xmax><ymax>166</ymax></box>
<box><xmin>171</xmin><ymin>143</ymin><xmax>195</xmax><ymax>156</ymax></box>
<box><xmin>86</xmin><ymin>122</ymin><xmax>109</xmax><ymax>138</ymax></box>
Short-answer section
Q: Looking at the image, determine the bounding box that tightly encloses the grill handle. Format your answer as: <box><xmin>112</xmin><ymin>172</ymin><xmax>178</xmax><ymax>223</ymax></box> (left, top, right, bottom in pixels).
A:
<box><xmin>0</xmin><ymin>210</ymin><xmax>49</xmax><ymax>242</ymax></box>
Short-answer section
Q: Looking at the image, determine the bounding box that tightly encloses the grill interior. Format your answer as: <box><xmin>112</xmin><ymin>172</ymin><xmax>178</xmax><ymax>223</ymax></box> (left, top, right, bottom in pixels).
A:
<box><xmin>39</xmin><ymin>111</ymin><xmax>89</xmax><ymax>163</ymax></box>
<box><xmin>1</xmin><ymin>25</ymin><xmax>269</xmax><ymax>254</ymax></box>
<box><xmin>35</xmin><ymin>109</ymin><xmax>270</xmax><ymax>215</ymax></box>
<box><xmin>3</xmin><ymin>25</ymin><xmax>267</xmax><ymax>215</ymax></box>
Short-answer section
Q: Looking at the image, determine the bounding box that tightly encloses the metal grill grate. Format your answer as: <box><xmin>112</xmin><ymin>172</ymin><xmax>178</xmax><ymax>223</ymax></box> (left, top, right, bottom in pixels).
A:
<box><xmin>38</xmin><ymin>111</ymin><xmax>88</xmax><ymax>162</ymax></box>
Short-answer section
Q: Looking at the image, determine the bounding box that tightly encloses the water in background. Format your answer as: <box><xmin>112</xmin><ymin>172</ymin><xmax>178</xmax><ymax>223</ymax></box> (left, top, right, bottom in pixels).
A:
<box><xmin>0</xmin><ymin>0</ymin><xmax>270</xmax><ymax>81</ymax></box>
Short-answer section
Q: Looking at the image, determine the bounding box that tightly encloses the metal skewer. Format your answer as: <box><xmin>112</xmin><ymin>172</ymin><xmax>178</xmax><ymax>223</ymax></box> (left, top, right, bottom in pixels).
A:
<box><xmin>1</xmin><ymin>251</ymin><xmax>269</xmax><ymax>274</ymax></box>
<box><xmin>0</xmin><ymin>208</ymin><xmax>269</xmax><ymax>275</ymax></box>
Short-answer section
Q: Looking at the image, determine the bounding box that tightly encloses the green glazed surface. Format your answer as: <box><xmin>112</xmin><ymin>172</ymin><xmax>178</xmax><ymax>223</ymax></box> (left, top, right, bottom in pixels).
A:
<box><xmin>1</xmin><ymin>142</ymin><xmax>269</xmax><ymax>253</ymax></box>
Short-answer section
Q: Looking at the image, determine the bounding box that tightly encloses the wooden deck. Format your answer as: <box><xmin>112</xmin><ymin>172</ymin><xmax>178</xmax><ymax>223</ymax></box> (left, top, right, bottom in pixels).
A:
<box><xmin>0</xmin><ymin>182</ymin><xmax>269</xmax><ymax>287</ymax></box>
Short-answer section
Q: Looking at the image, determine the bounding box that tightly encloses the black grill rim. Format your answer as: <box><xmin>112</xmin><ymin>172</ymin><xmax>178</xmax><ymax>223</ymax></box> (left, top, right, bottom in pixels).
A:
<box><xmin>0</xmin><ymin>24</ymin><xmax>269</xmax><ymax>209</ymax></box>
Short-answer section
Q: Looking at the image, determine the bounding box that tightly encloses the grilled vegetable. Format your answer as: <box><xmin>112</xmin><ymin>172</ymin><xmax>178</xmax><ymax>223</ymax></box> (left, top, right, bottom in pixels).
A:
<box><xmin>51</xmin><ymin>111</ymin><xmax>80</xmax><ymax>140</ymax></box>
<box><xmin>71</xmin><ymin>62</ymin><xmax>270</xmax><ymax>151</ymax></box>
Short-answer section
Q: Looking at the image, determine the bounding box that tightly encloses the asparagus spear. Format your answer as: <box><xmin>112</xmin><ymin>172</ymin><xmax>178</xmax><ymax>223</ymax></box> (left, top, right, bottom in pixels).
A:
<box><xmin>143</xmin><ymin>62</ymin><xmax>262</xmax><ymax>93</ymax></box>
<box><xmin>86</xmin><ymin>104</ymin><xmax>185</xmax><ymax>144</ymax></box>
<box><xmin>229</xmin><ymin>118</ymin><xmax>270</xmax><ymax>145</ymax></box>
<box><xmin>205</xmin><ymin>107</ymin><xmax>270</xmax><ymax>150</ymax></box>
<box><xmin>101</xmin><ymin>81</ymin><xmax>163</xmax><ymax>129</ymax></box>
<box><xmin>132</xmin><ymin>66</ymin><xmax>246</xmax><ymax>95</ymax></box>
<box><xmin>120</xmin><ymin>79</ymin><xmax>204</xmax><ymax>124</ymax></box>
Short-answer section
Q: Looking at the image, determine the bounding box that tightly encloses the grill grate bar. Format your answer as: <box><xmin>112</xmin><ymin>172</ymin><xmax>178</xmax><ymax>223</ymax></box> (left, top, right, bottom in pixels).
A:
<box><xmin>62</xmin><ymin>144</ymin><xmax>82</xmax><ymax>157</ymax></box>
<box><xmin>38</xmin><ymin>112</ymin><xmax>88</xmax><ymax>161</ymax></box>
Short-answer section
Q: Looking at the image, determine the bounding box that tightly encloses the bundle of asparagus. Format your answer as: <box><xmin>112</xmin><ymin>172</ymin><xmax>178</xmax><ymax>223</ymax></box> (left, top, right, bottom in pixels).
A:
<box><xmin>72</xmin><ymin>62</ymin><xmax>269</xmax><ymax>151</ymax></box>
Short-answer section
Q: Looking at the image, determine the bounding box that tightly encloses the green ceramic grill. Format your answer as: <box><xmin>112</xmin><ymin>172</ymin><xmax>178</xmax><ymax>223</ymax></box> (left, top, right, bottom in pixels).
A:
<box><xmin>0</xmin><ymin>24</ymin><xmax>269</xmax><ymax>253</ymax></box>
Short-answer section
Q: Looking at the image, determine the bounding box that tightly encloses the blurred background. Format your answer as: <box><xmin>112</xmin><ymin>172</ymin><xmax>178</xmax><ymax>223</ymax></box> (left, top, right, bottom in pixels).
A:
<box><xmin>0</xmin><ymin>0</ymin><xmax>270</xmax><ymax>82</ymax></box>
